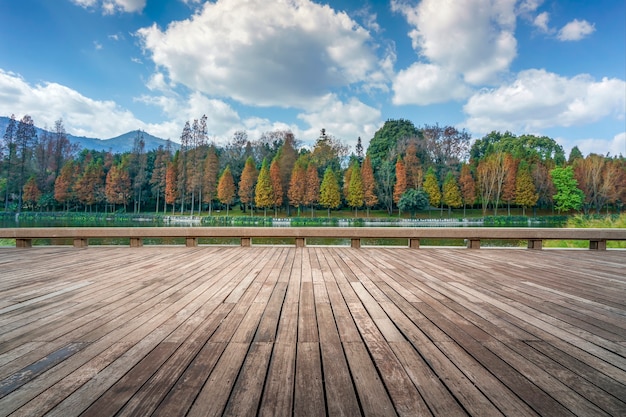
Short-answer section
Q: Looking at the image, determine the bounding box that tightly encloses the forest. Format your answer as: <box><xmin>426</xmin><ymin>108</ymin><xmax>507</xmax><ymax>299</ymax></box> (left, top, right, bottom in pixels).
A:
<box><xmin>2</xmin><ymin>114</ymin><xmax>625</xmax><ymax>217</ymax></box>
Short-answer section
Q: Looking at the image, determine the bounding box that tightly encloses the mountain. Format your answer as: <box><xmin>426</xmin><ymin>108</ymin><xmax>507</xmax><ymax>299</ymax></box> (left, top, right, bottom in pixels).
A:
<box><xmin>0</xmin><ymin>116</ymin><xmax>178</xmax><ymax>154</ymax></box>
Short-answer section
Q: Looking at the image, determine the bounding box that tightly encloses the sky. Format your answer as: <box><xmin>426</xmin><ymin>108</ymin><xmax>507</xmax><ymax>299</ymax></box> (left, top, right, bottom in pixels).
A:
<box><xmin>0</xmin><ymin>0</ymin><xmax>624</xmax><ymax>157</ymax></box>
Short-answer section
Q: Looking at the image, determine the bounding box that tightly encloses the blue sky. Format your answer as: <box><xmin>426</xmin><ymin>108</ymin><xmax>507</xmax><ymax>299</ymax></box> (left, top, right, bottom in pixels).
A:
<box><xmin>1</xmin><ymin>0</ymin><xmax>624</xmax><ymax>157</ymax></box>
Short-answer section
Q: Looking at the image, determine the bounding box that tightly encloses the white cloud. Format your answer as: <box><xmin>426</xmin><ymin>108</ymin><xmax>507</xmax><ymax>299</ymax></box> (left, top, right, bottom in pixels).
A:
<box><xmin>562</xmin><ymin>132</ymin><xmax>626</xmax><ymax>158</ymax></box>
<box><xmin>0</xmin><ymin>69</ymin><xmax>146</xmax><ymax>138</ymax></box>
<box><xmin>392</xmin><ymin>63</ymin><xmax>472</xmax><ymax>105</ymax></box>
<box><xmin>533</xmin><ymin>12</ymin><xmax>551</xmax><ymax>33</ymax></box>
<box><xmin>137</xmin><ymin>0</ymin><xmax>385</xmax><ymax>108</ymax></box>
<box><xmin>391</xmin><ymin>0</ymin><xmax>518</xmax><ymax>85</ymax></box>
<box><xmin>557</xmin><ymin>19</ymin><xmax>595</xmax><ymax>41</ymax></box>
<box><xmin>297</xmin><ymin>94</ymin><xmax>381</xmax><ymax>146</ymax></box>
<box><xmin>517</xmin><ymin>0</ymin><xmax>543</xmax><ymax>15</ymax></box>
<box><xmin>71</xmin><ymin>0</ymin><xmax>145</xmax><ymax>14</ymax></box>
<box><xmin>463</xmin><ymin>69</ymin><xmax>626</xmax><ymax>134</ymax></box>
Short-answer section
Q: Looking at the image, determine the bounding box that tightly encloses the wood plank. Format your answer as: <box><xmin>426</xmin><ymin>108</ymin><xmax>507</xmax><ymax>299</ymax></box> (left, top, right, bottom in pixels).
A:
<box><xmin>294</xmin><ymin>342</ymin><xmax>325</xmax><ymax>417</ymax></box>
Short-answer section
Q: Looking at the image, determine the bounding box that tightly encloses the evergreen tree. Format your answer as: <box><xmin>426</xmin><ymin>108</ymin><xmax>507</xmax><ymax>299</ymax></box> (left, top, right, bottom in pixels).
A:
<box><xmin>319</xmin><ymin>167</ymin><xmax>341</xmax><ymax>217</ymax></box>
<box><xmin>398</xmin><ymin>189</ymin><xmax>429</xmax><ymax>218</ymax></box>
<box><xmin>347</xmin><ymin>161</ymin><xmax>364</xmax><ymax>216</ymax></box>
<box><xmin>16</xmin><ymin>115</ymin><xmax>37</xmax><ymax>211</ymax></box>
<box><xmin>551</xmin><ymin>166</ymin><xmax>583</xmax><ymax>213</ymax></box>
<box><xmin>255</xmin><ymin>158</ymin><xmax>273</xmax><ymax>217</ymax></box>
<box><xmin>2</xmin><ymin>114</ymin><xmax>18</xmax><ymax>210</ymax></box>
<box><xmin>218</xmin><ymin>165</ymin><xmax>236</xmax><ymax>216</ymax></box>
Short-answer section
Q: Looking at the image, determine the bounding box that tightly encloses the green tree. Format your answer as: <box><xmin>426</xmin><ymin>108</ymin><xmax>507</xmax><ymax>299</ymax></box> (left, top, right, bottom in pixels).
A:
<box><xmin>515</xmin><ymin>161</ymin><xmax>538</xmax><ymax>216</ymax></box>
<box><xmin>423</xmin><ymin>167</ymin><xmax>441</xmax><ymax>215</ymax></box>
<box><xmin>550</xmin><ymin>166</ymin><xmax>583</xmax><ymax>213</ymax></box>
<box><xmin>347</xmin><ymin>160</ymin><xmax>364</xmax><ymax>216</ymax></box>
<box><xmin>255</xmin><ymin>158</ymin><xmax>273</xmax><ymax>217</ymax></box>
<box><xmin>398</xmin><ymin>189</ymin><xmax>429</xmax><ymax>218</ymax></box>
<box><xmin>442</xmin><ymin>172</ymin><xmax>462</xmax><ymax>217</ymax></box>
<box><xmin>319</xmin><ymin>167</ymin><xmax>341</xmax><ymax>217</ymax></box>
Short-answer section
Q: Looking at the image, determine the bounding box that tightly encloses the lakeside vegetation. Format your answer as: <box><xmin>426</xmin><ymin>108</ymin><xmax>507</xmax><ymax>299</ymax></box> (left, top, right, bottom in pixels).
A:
<box><xmin>1</xmin><ymin>116</ymin><xmax>624</xmax><ymax>220</ymax></box>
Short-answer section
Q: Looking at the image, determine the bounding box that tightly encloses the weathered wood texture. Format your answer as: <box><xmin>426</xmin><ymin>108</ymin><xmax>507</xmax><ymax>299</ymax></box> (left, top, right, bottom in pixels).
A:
<box><xmin>0</xmin><ymin>246</ymin><xmax>624</xmax><ymax>416</ymax></box>
<box><xmin>1</xmin><ymin>227</ymin><xmax>625</xmax><ymax>249</ymax></box>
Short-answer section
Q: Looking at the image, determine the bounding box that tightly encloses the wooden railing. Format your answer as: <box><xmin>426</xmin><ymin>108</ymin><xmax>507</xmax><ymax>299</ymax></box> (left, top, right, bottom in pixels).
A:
<box><xmin>1</xmin><ymin>227</ymin><xmax>625</xmax><ymax>250</ymax></box>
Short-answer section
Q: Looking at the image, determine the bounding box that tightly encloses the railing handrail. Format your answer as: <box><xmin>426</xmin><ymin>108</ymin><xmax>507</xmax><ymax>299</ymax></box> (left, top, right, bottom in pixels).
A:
<box><xmin>0</xmin><ymin>227</ymin><xmax>624</xmax><ymax>250</ymax></box>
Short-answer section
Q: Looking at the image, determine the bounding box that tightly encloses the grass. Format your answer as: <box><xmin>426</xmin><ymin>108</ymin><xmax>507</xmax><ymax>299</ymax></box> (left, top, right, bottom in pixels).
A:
<box><xmin>543</xmin><ymin>214</ymin><xmax>626</xmax><ymax>249</ymax></box>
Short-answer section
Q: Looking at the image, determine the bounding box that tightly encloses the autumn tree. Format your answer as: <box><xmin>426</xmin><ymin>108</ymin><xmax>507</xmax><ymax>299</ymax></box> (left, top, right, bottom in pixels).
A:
<box><xmin>288</xmin><ymin>156</ymin><xmax>307</xmax><ymax>216</ymax></box>
<box><xmin>393</xmin><ymin>157</ymin><xmax>407</xmax><ymax>210</ymax></box>
<box><xmin>150</xmin><ymin>146</ymin><xmax>169</xmax><ymax>214</ymax></box>
<box><xmin>515</xmin><ymin>161</ymin><xmax>538</xmax><ymax>216</ymax></box>
<box><xmin>54</xmin><ymin>161</ymin><xmax>77</xmax><ymax>211</ymax></box>
<box><xmin>255</xmin><ymin>158</ymin><xmax>273</xmax><ymax>217</ymax></box>
<box><xmin>74</xmin><ymin>158</ymin><xmax>105</xmax><ymax>212</ymax></box>
<box><xmin>423</xmin><ymin>167</ymin><xmax>441</xmax><ymax>215</ymax></box>
<box><xmin>477</xmin><ymin>152</ymin><xmax>506</xmax><ymax>215</ymax></box>
<box><xmin>22</xmin><ymin>176</ymin><xmax>41</xmax><ymax>210</ymax></box>
<box><xmin>304</xmin><ymin>163</ymin><xmax>319</xmax><ymax>217</ymax></box>
<box><xmin>404</xmin><ymin>141</ymin><xmax>423</xmax><ymax>190</ymax></box>
<box><xmin>347</xmin><ymin>160</ymin><xmax>364</xmax><ymax>216</ymax></box>
<box><xmin>501</xmin><ymin>154</ymin><xmax>518</xmax><ymax>215</ymax></box>
<box><xmin>202</xmin><ymin>146</ymin><xmax>219</xmax><ymax>215</ymax></box>
<box><xmin>217</xmin><ymin>165</ymin><xmax>236</xmax><ymax>216</ymax></box>
<box><xmin>269</xmin><ymin>157</ymin><xmax>283</xmax><ymax>216</ymax></box>
<box><xmin>443</xmin><ymin>172</ymin><xmax>462</xmax><ymax>216</ymax></box>
<box><xmin>165</xmin><ymin>159</ymin><xmax>179</xmax><ymax>213</ymax></box>
<box><xmin>239</xmin><ymin>156</ymin><xmax>258</xmax><ymax>214</ymax></box>
<box><xmin>574</xmin><ymin>154</ymin><xmax>617</xmax><ymax>214</ymax></box>
<box><xmin>459</xmin><ymin>163</ymin><xmax>476</xmax><ymax>216</ymax></box>
<box><xmin>361</xmin><ymin>155</ymin><xmax>378</xmax><ymax>217</ymax></box>
<box><xmin>105</xmin><ymin>163</ymin><xmax>131</xmax><ymax>212</ymax></box>
<box><xmin>311</xmin><ymin>128</ymin><xmax>348</xmax><ymax>175</ymax></box>
<box><xmin>276</xmin><ymin>132</ymin><xmax>298</xmax><ymax>214</ymax></box>
<box><xmin>319</xmin><ymin>167</ymin><xmax>341</xmax><ymax>217</ymax></box>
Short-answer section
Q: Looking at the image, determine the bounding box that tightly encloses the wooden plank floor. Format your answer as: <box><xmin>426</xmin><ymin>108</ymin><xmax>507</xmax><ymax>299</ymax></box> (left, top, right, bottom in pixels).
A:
<box><xmin>0</xmin><ymin>246</ymin><xmax>625</xmax><ymax>416</ymax></box>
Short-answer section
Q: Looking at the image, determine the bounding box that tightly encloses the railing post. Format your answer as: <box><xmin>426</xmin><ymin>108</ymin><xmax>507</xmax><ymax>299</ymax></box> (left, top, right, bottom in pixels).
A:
<box><xmin>351</xmin><ymin>238</ymin><xmax>361</xmax><ymax>249</ymax></box>
<box><xmin>527</xmin><ymin>239</ymin><xmax>543</xmax><ymax>250</ymax></box>
<box><xmin>295</xmin><ymin>237</ymin><xmax>305</xmax><ymax>248</ymax></box>
<box><xmin>16</xmin><ymin>238</ymin><xmax>32</xmax><ymax>248</ymax></box>
<box><xmin>589</xmin><ymin>240</ymin><xmax>606</xmax><ymax>250</ymax></box>
<box><xmin>73</xmin><ymin>238</ymin><xmax>88</xmax><ymax>248</ymax></box>
<box><xmin>409</xmin><ymin>238</ymin><xmax>420</xmax><ymax>249</ymax></box>
<box><xmin>186</xmin><ymin>237</ymin><xmax>198</xmax><ymax>247</ymax></box>
<box><xmin>240</xmin><ymin>237</ymin><xmax>251</xmax><ymax>247</ymax></box>
<box><xmin>130</xmin><ymin>238</ymin><xmax>143</xmax><ymax>248</ymax></box>
<box><xmin>467</xmin><ymin>239</ymin><xmax>481</xmax><ymax>249</ymax></box>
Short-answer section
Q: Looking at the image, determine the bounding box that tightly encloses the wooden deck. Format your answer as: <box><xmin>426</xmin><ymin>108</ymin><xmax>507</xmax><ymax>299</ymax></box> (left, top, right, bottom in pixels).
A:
<box><xmin>0</xmin><ymin>246</ymin><xmax>624</xmax><ymax>416</ymax></box>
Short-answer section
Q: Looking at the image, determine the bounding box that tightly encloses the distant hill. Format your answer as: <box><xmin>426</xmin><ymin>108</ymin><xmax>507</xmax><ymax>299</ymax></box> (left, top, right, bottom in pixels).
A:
<box><xmin>0</xmin><ymin>116</ymin><xmax>178</xmax><ymax>154</ymax></box>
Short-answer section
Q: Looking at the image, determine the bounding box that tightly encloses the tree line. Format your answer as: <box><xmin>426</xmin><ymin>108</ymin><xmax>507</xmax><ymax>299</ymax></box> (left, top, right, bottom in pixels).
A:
<box><xmin>2</xmin><ymin>114</ymin><xmax>625</xmax><ymax>216</ymax></box>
